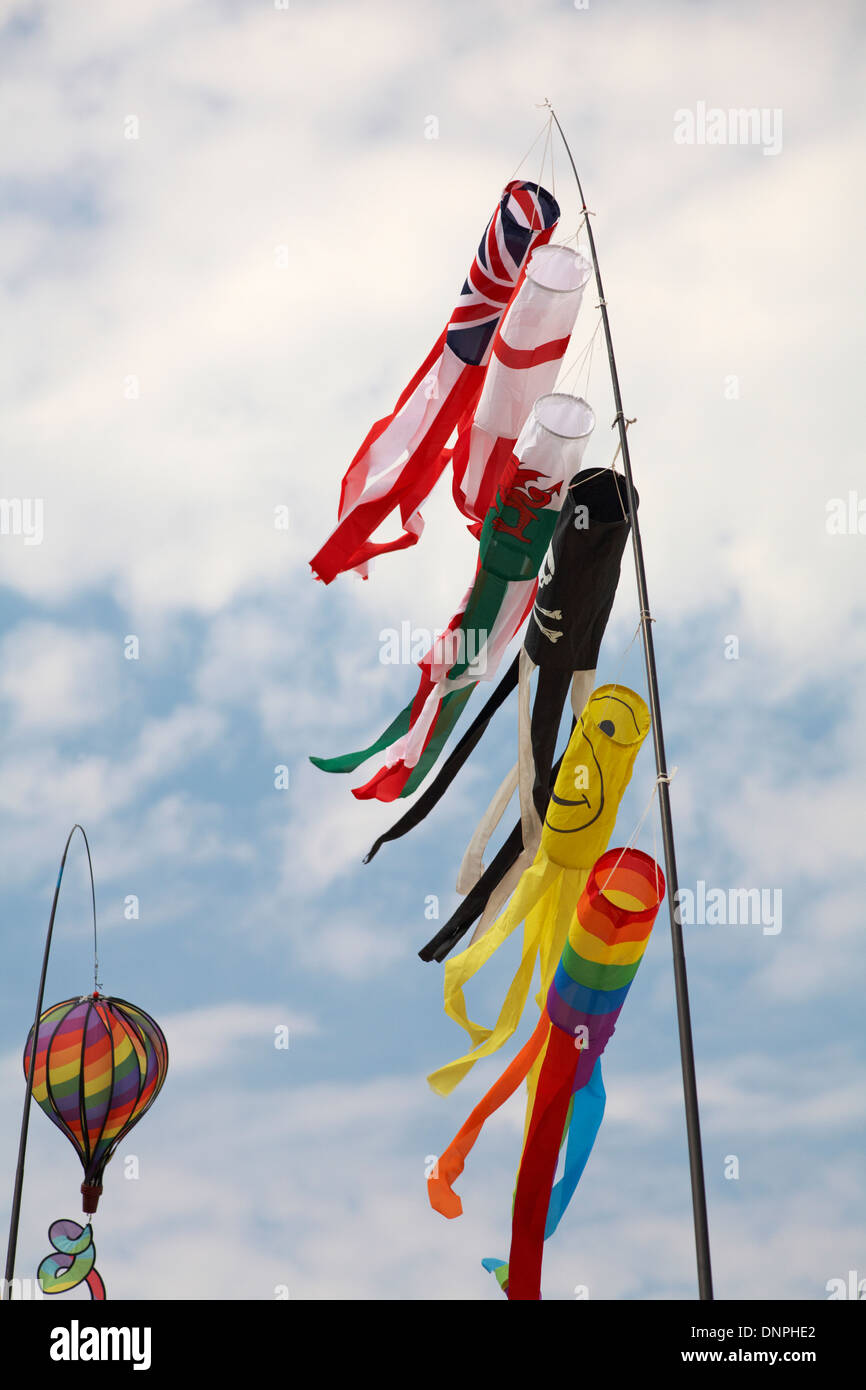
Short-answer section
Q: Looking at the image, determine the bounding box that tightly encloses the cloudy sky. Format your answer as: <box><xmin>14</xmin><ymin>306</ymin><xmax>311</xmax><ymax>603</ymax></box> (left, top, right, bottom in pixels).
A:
<box><xmin>0</xmin><ymin>0</ymin><xmax>863</xmax><ymax>1301</ymax></box>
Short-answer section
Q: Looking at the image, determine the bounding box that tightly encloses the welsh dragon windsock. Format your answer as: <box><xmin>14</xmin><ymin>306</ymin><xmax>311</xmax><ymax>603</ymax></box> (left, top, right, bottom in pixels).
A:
<box><xmin>310</xmin><ymin>181</ymin><xmax>560</xmax><ymax>584</ymax></box>
<box><xmin>311</xmin><ymin>393</ymin><xmax>596</xmax><ymax>803</ymax></box>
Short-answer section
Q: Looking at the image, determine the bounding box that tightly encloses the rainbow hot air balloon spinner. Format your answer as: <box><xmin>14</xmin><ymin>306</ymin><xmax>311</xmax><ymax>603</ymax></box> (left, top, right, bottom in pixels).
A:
<box><xmin>23</xmin><ymin>992</ymin><xmax>169</xmax><ymax>1214</ymax></box>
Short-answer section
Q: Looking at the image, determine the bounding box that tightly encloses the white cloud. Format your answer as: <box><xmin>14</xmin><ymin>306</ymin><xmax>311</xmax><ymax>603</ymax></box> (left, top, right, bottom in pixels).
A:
<box><xmin>0</xmin><ymin>622</ymin><xmax>122</xmax><ymax>731</ymax></box>
<box><xmin>0</xmin><ymin>700</ymin><xmax>228</xmax><ymax>887</ymax></box>
<box><xmin>294</xmin><ymin>920</ymin><xmax>411</xmax><ymax>981</ymax></box>
<box><xmin>156</xmin><ymin>1001</ymin><xmax>319</xmax><ymax>1076</ymax></box>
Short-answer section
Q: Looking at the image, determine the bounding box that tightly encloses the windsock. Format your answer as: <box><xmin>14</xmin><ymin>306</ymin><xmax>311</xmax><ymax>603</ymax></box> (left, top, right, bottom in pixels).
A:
<box><xmin>425</xmin><ymin>684</ymin><xmax>650</xmax><ymax>1097</ymax></box>
<box><xmin>428</xmin><ymin>846</ymin><xmax>665</xmax><ymax>1301</ymax></box>
<box><xmin>451</xmin><ymin>243</ymin><xmax>592</xmax><ymax>528</ymax></box>
<box><xmin>311</xmin><ymin>393</ymin><xmax>596</xmax><ymax>803</ymax></box>
<box><xmin>310</xmin><ymin>181</ymin><xmax>560</xmax><ymax>583</ymax></box>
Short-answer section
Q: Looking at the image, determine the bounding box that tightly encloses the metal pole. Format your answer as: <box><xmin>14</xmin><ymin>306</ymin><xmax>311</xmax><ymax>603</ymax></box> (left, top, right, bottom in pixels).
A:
<box><xmin>548</xmin><ymin>106</ymin><xmax>714</xmax><ymax>1300</ymax></box>
<box><xmin>3</xmin><ymin>824</ymin><xmax>96</xmax><ymax>1297</ymax></box>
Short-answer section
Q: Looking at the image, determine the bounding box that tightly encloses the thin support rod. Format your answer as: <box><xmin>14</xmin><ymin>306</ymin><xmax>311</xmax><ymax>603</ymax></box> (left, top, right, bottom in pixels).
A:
<box><xmin>549</xmin><ymin>105</ymin><xmax>714</xmax><ymax>1300</ymax></box>
<box><xmin>3</xmin><ymin>824</ymin><xmax>97</xmax><ymax>1297</ymax></box>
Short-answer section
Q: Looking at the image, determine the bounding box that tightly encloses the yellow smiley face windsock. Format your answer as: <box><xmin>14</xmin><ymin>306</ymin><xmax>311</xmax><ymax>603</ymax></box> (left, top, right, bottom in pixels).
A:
<box><xmin>427</xmin><ymin>684</ymin><xmax>650</xmax><ymax>1096</ymax></box>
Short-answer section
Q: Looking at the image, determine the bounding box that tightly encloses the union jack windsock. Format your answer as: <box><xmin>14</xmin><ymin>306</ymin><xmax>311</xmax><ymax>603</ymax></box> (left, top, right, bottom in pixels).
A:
<box><xmin>310</xmin><ymin>394</ymin><xmax>596</xmax><ymax>803</ymax></box>
<box><xmin>451</xmin><ymin>244</ymin><xmax>592</xmax><ymax>531</ymax></box>
<box><xmin>310</xmin><ymin>181</ymin><xmax>560</xmax><ymax>584</ymax></box>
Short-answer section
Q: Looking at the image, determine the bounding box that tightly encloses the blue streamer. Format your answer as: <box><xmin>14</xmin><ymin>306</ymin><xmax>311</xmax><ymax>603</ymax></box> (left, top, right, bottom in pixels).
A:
<box><xmin>545</xmin><ymin>1056</ymin><xmax>606</xmax><ymax>1237</ymax></box>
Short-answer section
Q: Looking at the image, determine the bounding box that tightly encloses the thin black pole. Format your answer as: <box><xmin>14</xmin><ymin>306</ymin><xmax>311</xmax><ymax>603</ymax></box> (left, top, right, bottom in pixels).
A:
<box><xmin>3</xmin><ymin>824</ymin><xmax>97</xmax><ymax>1298</ymax></box>
<box><xmin>549</xmin><ymin>106</ymin><xmax>713</xmax><ymax>1300</ymax></box>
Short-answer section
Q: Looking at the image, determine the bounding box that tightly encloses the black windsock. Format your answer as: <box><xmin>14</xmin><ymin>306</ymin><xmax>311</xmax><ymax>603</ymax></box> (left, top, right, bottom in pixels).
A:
<box><xmin>524</xmin><ymin>466</ymin><xmax>636</xmax><ymax>815</ymax></box>
<box><xmin>524</xmin><ymin>467</ymin><xmax>636</xmax><ymax>672</ymax></box>
<box><xmin>527</xmin><ymin>666</ymin><xmax>572</xmax><ymax>820</ymax></box>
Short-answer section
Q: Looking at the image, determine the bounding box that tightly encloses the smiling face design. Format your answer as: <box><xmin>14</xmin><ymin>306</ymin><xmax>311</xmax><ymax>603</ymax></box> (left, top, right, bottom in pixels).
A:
<box><xmin>544</xmin><ymin>720</ymin><xmax>605</xmax><ymax>834</ymax></box>
<box><xmin>542</xmin><ymin>687</ymin><xmax>650</xmax><ymax>864</ymax></box>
